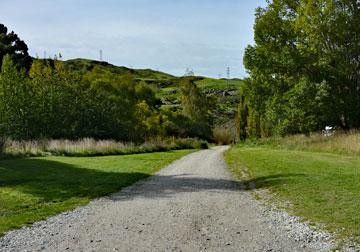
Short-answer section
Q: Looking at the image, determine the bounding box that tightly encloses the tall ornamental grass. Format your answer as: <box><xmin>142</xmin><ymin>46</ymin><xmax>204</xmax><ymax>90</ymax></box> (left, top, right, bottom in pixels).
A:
<box><xmin>0</xmin><ymin>137</ymin><xmax>208</xmax><ymax>158</ymax></box>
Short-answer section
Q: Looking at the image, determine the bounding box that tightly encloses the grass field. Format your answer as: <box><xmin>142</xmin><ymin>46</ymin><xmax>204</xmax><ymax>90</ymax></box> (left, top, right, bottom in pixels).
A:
<box><xmin>0</xmin><ymin>149</ymin><xmax>194</xmax><ymax>235</ymax></box>
<box><xmin>225</xmin><ymin>145</ymin><xmax>360</xmax><ymax>244</ymax></box>
<box><xmin>195</xmin><ymin>78</ymin><xmax>244</xmax><ymax>90</ymax></box>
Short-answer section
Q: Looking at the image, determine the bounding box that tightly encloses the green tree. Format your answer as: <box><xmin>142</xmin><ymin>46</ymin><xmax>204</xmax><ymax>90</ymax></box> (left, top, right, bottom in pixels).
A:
<box><xmin>241</xmin><ymin>0</ymin><xmax>360</xmax><ymax>138</ymax></box>
<box><xmin>179</xmin><ymin>77</ymin><xmax>214</xmax><ymax>139</ymax></box>
<box><xmin>0</xmin><ymin>55</ymin><xmax>33</xmax><ymax>139</ymax></box>
<box><xmin>0</xmin><ymin>24</ymin><xmax>31</xmax><ymax>70</ymax></box>
<box><xmin>236</xmin><ymin>88</ymin><xmax>249</xmax><ymax>140</ymax></box>
<box><xmin>296</xmin><ymin>0</ymin><xmax>360</xmax><ymax>129</ymax></box>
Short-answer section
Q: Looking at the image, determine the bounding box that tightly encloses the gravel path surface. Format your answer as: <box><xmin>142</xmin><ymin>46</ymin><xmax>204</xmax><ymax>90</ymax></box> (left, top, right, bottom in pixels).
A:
<box><xmin>0</xmin><ymin>146</ymin><xmax>334</xmax><ymax>251</ymax></box>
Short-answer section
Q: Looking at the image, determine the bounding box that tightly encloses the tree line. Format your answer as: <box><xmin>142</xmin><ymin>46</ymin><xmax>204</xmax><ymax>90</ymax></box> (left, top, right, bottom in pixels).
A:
<box><xmin>237</xmin><ymin>0</ymin><xmax>359</xmax><ymax>139</ymax></box>
<box><xmin>0</xmin><ymin>24</ymin><xmax>213</xmax><ymax>142</ymax></box>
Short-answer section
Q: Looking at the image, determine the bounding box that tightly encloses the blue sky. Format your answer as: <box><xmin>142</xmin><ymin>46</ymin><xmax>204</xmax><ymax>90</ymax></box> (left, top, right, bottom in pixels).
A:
<box><xmin>0</xmin><ymin>0</ymin><xmax>267</xmax><ymax>78</ymax></box>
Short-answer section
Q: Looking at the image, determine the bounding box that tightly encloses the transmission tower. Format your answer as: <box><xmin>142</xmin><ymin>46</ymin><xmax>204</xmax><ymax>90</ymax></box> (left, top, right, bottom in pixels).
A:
<box><xmin>184</xmin><ymin>67</ymin><xmax>194</xmax><ymax>77</ymax></box>
<box><xmin>99</xmin><ymin>49</ymin><xmax>103</xmax><ymax>61</ymax></box>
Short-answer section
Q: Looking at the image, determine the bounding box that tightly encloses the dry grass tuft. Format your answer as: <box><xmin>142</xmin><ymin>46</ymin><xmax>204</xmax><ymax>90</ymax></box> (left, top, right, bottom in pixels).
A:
<box><xmin>0</xmin><ymin>137</ymin><xmax>208</xmax><ymax>158</ymax></box>
<box><xmin>252</xmin><ymin>130</ymin><xmax>360</xmax><ymax>155</ymax></box>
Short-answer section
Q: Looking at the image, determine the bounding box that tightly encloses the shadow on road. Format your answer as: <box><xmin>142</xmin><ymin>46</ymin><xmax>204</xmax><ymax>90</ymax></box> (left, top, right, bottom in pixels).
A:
<box><xmin>111</xmin><ymin>173</ymin><xmax>306</xmax><ymax>201</ymax></box>
<box><xmin>0</xmin><ymin>157</ymin><xmax>305</xmax><ymax>204</ymax></box>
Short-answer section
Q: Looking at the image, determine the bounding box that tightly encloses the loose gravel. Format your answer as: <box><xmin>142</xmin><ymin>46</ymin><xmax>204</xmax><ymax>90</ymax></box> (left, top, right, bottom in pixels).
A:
<box><xmin>0</xmin><ymin>146</ymin><xmax>341</xmax><ymax>251</ymax></box>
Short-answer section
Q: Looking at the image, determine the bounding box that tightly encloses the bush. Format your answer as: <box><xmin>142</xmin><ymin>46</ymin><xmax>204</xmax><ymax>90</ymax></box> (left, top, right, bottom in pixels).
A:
<box><xmin>213</xmin><ymin>127</ymin><xmax>232</xmax><ymax>145</ymax></box>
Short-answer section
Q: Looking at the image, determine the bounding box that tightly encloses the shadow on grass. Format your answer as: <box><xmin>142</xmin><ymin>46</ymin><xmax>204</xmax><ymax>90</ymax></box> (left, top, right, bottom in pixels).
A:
<box><xmin>0</xmin><ymin>156</ymin><xmax>307</xmax><ymax>236</ymax></box>
<box><xmin>0</xmin><ymin>157</ymin><xmax>306</xmax><ymax>203</ymax></box>
<box><xmin>0</xmin><ymin>158</ymin><xmax>150</xmax><ymax>203</ymax></box>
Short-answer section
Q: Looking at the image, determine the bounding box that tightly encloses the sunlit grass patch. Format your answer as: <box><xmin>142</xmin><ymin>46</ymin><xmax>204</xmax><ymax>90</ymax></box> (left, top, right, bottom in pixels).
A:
<box><xmin>225</xmin><ymin>145</ymin><xmax>360</xmax><ymax>244</ymax></box>
<box><xmin>0</xmin><ymin>149</ymin><xmax>194</xmax><ymax>235</ymax></box>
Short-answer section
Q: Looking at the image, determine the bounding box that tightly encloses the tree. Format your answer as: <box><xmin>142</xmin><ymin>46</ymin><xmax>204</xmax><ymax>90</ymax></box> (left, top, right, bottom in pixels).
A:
<box><xmin>240</xmin><ymin>0</ymin><xmax>360</xmax><ymax>139</ymax></box>
<box><xmin>236</xmin><ymin>88</ymin><xmax>249</xmax><ymax>141</ymax></box>
<box><xmin>0</xmin><ymin>24</ymin><xmax>31</xmax><ymax>70</ymax></box>
<box><xmin>0</xmin><ymin>55</ymin><xmax>33</xmax><ymax>139</ymax></box>
<box><xmin>296</xmin><ymin>0</ymin><xmax>360</xmax><ymax>129</ymax></box>
<box><xmin>179</xmin><ymin>77</ymin><xmax>214</xmax><ymax>139</ymax></box>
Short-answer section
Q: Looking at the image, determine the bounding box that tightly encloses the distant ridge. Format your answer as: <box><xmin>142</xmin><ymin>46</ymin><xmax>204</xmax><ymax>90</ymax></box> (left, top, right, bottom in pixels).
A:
<box><xmin>63</xmin><ymin>58</ymin><xmax>174</xmax><ymax>80</ymax></box>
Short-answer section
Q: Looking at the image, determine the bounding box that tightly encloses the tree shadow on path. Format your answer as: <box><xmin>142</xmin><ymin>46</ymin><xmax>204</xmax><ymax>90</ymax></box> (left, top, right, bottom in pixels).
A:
<box><xmin>0</xmin><ymin>157</ymin><xmax>306</xmax><ymax>203</ymax></box>
<box><xmin>0</xmin><ymin>157</ymin><xmax>306</xmax><ymax>234</ymax></box>
<box><xmin>111</xmin><ymin>173</ymin><xmax>306</xmax><ymax>201</ymax></box>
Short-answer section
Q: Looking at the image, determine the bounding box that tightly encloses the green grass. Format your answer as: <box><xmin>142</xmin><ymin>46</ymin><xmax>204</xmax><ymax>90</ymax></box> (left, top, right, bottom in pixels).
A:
<box><xmin>63</xmin><ymin>58</ymin><xmax>174</xmax><ymax>80</ymax></box>
<box><xmin>0</xmin><ymin>149</ymin><xmax>194</xmax><ymax>235</ymax></box>
<box><xmin>195</xmin><ymin>78</ymin><xmax>244</xmax><ymax>90</ymax></box>
<box><xmin>156</xmin><ymin>78</ymin><xmax>244</xmax><ymax>98</ymax></box>
<box><xmin>156</xmin><ymin>87</ymin><xmax>179</xmax><ymax>100</ymax></box>
<box><xmin>225</xmin><ymin>145</ymin><xmax>360</xmax><ymax>243</ymax></box>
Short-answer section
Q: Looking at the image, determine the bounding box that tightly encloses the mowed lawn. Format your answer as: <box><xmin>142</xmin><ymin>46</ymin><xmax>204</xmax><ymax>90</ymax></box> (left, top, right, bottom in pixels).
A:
<box><xmin>0</xmin><ymin>150</ymin><xmax>194</xmax><ymax>235</ymax></box>
<box><xmin>225</xmin><ymin>146</ymin><xmax>360</xmax><ymax>243</ymax></box>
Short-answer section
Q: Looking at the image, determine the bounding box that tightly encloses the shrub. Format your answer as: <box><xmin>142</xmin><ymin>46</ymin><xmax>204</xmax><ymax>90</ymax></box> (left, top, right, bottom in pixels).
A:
<box><xmin>213</xmin><ymin>127</ymin><xmax>232</xmax><ymax>145</ymax></box>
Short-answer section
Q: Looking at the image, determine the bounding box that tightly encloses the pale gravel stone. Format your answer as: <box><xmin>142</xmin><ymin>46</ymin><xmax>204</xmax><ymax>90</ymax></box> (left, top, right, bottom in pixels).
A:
<box><xmin>0</xmin><ymin>146</ymin><xmax>349</xmax><ymax>251</ymax></box>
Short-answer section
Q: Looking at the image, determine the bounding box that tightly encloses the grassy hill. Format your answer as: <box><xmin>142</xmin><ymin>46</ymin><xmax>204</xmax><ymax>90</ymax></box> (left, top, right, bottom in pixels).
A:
<box><xmin>63</xmin><ymin>58</ymin><xmax>244</xmax><ymax>133</ymax></box>
<box><xmin>64</xmin><ymin>58</ymin><xmax>174</xmax><ymax>81</ymax></box>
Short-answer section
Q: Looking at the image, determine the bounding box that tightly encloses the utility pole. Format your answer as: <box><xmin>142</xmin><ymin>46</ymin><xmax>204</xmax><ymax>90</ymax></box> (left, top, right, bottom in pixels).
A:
<box><xmin>226</xmin><ymin>67</ymin><xmax>230</xmax><ymax>84</ymax></box>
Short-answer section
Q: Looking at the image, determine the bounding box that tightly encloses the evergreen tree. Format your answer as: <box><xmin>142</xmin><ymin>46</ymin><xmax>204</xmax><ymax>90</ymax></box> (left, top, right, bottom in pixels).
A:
<box><xmin>0</xmin><ymin>24</ymin><xmax>31</xmax><ymax>71</ymax></box>
<box><xmin>180</xmin><ymin>77</ymin><xmax>214</xmax><ymax>139</ymax></box>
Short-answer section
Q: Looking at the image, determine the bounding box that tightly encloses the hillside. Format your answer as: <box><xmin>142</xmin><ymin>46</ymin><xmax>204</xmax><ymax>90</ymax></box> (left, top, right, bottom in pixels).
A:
<box><xmin>64</xmin><ymin>58</ymin><xmax>174</xmax><ymax>81</ymax></box>
<box><xmin>63</xmin><ymin>58</ymin><xmax>244</xmax><ymax>132</ymax></box>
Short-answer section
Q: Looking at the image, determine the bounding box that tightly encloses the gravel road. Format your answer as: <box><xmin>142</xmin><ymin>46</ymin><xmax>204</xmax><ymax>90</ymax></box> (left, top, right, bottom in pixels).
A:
<box><xmin>0</xmin><ymin>146</ymin><xmax>334</xmax><ymax>252</ymax></box>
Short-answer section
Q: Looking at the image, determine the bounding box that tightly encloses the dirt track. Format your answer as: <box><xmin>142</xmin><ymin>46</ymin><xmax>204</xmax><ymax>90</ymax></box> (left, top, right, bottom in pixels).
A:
<box><xmin>0</xmin><ymin>146</ymin><xmax>331</xmax><ymax>251</ymax></box>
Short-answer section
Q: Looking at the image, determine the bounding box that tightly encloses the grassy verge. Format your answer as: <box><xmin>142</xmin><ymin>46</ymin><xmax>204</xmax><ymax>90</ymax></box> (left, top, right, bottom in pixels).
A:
<box><xmin>0</xmin><ymin>149</ymin><xmax>194</xmax><ymax>235</ymax></box>
<box><xmin>0</xmin><ymin>137</ymin><xmax>207</xmax><ymax>158</ymax></box>
<box><xmin>225</xmin><ymin>145</ymin><xmax>360</xmax><ymax>244</ymax></box>
<box><xmin>245</xmin><ymin>131</ymin><xmax>360</xmax><ymax>156</ymax></box>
